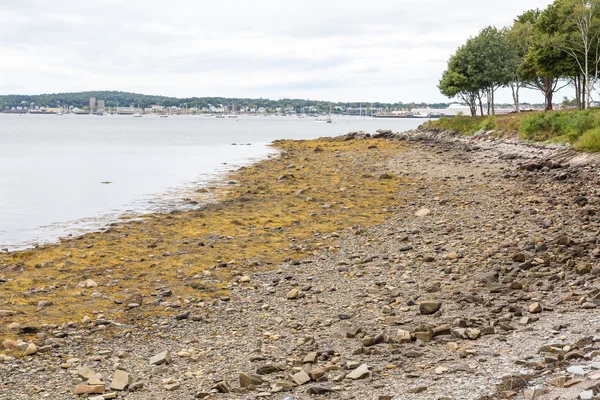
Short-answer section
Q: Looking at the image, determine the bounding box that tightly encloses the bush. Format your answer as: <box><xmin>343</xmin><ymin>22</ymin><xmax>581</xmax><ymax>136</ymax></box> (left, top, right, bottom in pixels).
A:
<box><xmin>575</xmin><ymin>127</ymin><xmax>600</xmax><ymax>152</ymax></box>
<box><xmin>519</xmin><ymin>110</ymin><xmax>596</xmax><ymax>142</ymax></box>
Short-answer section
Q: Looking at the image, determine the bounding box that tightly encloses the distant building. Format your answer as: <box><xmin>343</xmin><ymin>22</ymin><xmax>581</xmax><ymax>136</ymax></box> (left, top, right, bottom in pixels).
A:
<box><xmin>90</xmin><ymin>97</ymin><xmax>96</xmax><ymax>111</ymax></box>
<box><xmin>97</xmin><ymin>100</ymin><xmax>105</xmax><ymax>110</ymax></box>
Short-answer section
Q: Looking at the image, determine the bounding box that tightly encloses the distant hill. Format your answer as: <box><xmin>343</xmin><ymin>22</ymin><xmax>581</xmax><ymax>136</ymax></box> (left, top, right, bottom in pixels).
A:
<box><xmin>0</xmin><ymin>91</ymin><xmax>451</xmax><ymax>112</ymax></box>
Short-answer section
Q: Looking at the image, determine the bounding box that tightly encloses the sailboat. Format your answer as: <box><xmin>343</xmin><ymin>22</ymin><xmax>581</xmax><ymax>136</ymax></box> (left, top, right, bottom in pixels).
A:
<box><xmin>133</xmin><ymin>105</ymin><xmax>142</xmax><ymax>117</ymax></box>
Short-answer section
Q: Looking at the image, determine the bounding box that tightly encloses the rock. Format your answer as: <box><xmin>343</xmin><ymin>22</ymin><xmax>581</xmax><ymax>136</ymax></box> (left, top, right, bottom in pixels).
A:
<box><xmin>125</xmin><ymin>292</ymin><xmax>143</xmax><ymax>306</ymax></box>
<box><xmin>239</xmin><ymin>372</ymin><xmax>263</xmax><ymax>387</ymax></box>
<box><xmin>110</xmin><ymin>370</ymin><xmax>131</xmax><ymax>391</ymax></box>
<box><xmin>7</xmin><ymin>322</ymin><xmax>20</xmax><ymax>332</ymax></box>
<box><xmin>575</xmin><ymin>264</ymin><xmax>591</xmax><ymax>274</ymax></box>
<box><xmin>287</xmin><ymin>288</ymin><xmax>300</xmax><ymax>299</ymax></box>
<box><xmin>524</xmin><ymin>387</ymin><xmax>547</xmax><ymax>399</ymax></box>
<box><xmin>257</xmin><ymin>364</ymin><xmax>281</xmax><ymax>375</ymax></box>
<box><xmin>308</xmin><ymin>367</ymin><xmax>327</xmax><ymax>380</ymax></box>
<box><xmin>303</xmin><ymin>352</ymin><xmax>318</xmax><ymax>364</ymax></box>
<box><xmin>512</xmin><ymin>253</ymin><xmax>526</xmax><ymax>263</ymax></box>
<box><xmin>465</xmin><ymin>328</ymin><xmax>481</xmax><ymax>340</ymax></box>
<box><xmin>23</xmin><ymin>343</ymin><xmax>37</xmax><ymax>356</ymax></box>
<box><xmin>419</xmin><ymin>301</ymin><xmax>442</xmax><ymax>315</ymax></box>
<box><xmin>580</xmin><ymin>390</ymin><xmax>594</xmax><ymax>400</ymax></box>
<box><xmin>406</xmin><ymin>386</ymin><xmax>427</xmax><ymax>394</ymax></box>
<box><xmin>567</xmin><ymin>366</ymin><xmax>586</xmax><ymax>376</ymax></box>
<box><xmin>77</xmin><ymin>366</ymin><xmax>97</xmax><ymax>380</ymax></box>
<box><xmin>415</xmin><ymin>208</ymin><xmax>431</xmax><ymax>217</ymax></box>
<box><xmin>292</xmin><ymin>370</ymin><xmax>311</xmax><ymax>385</ymax></box>
<box><xmin>215</xmin><ymin>381</ymin><xmax>231</xmax><ymax>393</ymax></box>
<box><xmin>529</xmin><ymin>302</ymin><xmax>542</xmax><ymax>314</ymax></box>
<box><xmin>74</xmin><ymin>385</ymin><xmax>105</xmax><ymax>395</ymax></box>
<box><xmin>77</xmin><ymin>279</ymin><xmax>98</xmax><ymax>288</ymax></box>
<box><xmin>346</xmin><ymin>364</ymin><xmax>370</xmax><ymax>380</ymax></box>
<box><xmin>307</xmin><ymin>385</ymin><xmax>334</xmax><ymax>394</ymax></box>
<box><xmin>435</xmin><ymin>367</ymin><xmax>448</xmax><ymax>374</ymax></box>
<box><xmin>149</xmin><ymin>350</ymin><xmax>172</xmax><ymax>365</ymax></box>
<box><xmin>165</xmin><ymin>383</ymin><xmax>181</xmax><ymax>391</ymax></box>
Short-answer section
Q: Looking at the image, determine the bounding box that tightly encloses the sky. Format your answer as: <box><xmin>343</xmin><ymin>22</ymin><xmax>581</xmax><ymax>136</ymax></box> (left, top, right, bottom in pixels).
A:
<box><xmin>0</xmin><ymin>0</ymin><xmax>567</xmax><ymax>104</ymax></box>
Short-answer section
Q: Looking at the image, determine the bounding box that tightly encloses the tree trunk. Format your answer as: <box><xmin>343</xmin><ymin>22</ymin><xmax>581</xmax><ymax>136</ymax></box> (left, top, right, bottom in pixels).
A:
<box><xmin>479</xmin><ymin>97</ymin><xmax>484</xmax><ymax>116</ymax></box>
<box><xmin>546</xmin><ymin>89</ymin><xmax>553</xmax><ymax>111</ymax></box>
<box><xmin>511</xmin><ymin>81</ymin><xmax>520</xmax><ymax>113</ymax></box>
<box><xmin>585</xmin><ymin>46</ymin><xmax>589</xmax><ymax>110</ymax></box>
<box><xmin>575</xmin><ymin>76</ymin><xmax>581</xmax><ymax>110</ymax></box>
<box><xmin>491</xmin><ymin>88</ymin><xmax>495</xmax><ymax>116</ymax></box>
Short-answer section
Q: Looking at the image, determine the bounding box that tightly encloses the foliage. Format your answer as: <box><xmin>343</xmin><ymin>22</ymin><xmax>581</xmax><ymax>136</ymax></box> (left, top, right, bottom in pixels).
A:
<box><xmin>574</xmin><ymin>126</ymin><xmax>600</xmax><ymax>151</ymax></box>
<box><xmin>427</xmin><ymin>108</ymin><xmax>600</xmax><ymax>150</ymax></box>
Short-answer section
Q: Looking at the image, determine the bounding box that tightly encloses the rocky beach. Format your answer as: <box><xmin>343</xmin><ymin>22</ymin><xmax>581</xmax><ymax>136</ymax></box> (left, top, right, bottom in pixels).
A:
<box><xmin>3</xmin><ymin>128</ymin><xmax>600</xmax><ymax>400</ymax></box>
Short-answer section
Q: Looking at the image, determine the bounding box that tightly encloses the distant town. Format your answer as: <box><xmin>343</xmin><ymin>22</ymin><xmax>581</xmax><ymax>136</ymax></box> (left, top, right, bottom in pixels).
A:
<box><xmin>1</xmin><ymin>91</ymin><xmax>586</xmax><ymax>118</ymax></box>
<box><xmin>2</xmin><ymin>96</ymin><xmax>563</xmax><ymax>118</ymax></box>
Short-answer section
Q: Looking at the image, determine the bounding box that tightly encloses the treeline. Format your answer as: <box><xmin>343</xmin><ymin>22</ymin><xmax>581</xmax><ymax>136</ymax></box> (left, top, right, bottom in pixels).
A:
<box><xmin>0</xmin><ymin>91</ymin><xmax>450</xmax><ymax>112</ymax></box>
<box><xmin>439</xmin><ymin>0</ymin><xmax>600</xmax><ymax>116</ymax></box>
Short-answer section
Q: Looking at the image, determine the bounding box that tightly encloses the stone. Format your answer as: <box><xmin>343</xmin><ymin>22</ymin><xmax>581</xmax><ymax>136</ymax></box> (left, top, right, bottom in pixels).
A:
<box><xmin>414</xmin><ymin>208</ymin><xmax>431</xmax><ymax>217</ymax></box>
<box><xmin>567</xmin><ymin>366</ymin><xmax>586</xmax><ymax>376</ymax></box>
<box><xmin>257</xmin><ymin>364</ymin><xmax>280</xmax><ymax>375</ymax></box>
<box><xmin>419</xmin><ymin>301</ymin><xmax>441</xmax><ymax>315</ymax></box>
<box><xmin>23</xmin><ymin>343</ymin><xmax>37</xmax><ymax>356</ymax></box>
<box><xmin>215</xmin><ymin>381</ymin><xmax>231</xmax><ymax>393</ymax></box>
<box><xmin>110</xmin><ymin>370</ymin><xmax>131</xmax><ymax>391</ymax></box>
<box><xmin>524</xmin><ymin>387</ymin><xmax>547</xmax><ymax>399</ymax></box>
<box><xmin>307</xmin><ymin>385</ymin><xmax>334</xmax><ymax>395</ymax></box>
<box><xmin>125</xmin><ymin>292</ymin><xmax>143</xmax><ymax>306</ymax></box>
<box><xmin>529</xmin><ymin>302</ymin><xmax>542</xmax><ymax>314</ymax></box>
<box><xmin>292</xmin><ymin>370</ymin><xmax>311</xmax><ymax>385</ymax></box>
<box><xmin>287</xmin><ymin>288</ymin><xmax>300</xmax><ymax>299</ymax></box>
<box><xmin>149</xmin><ymin>350</ymin><xmax>172</xmax><ymax>365</ymax></box>
<box><xmin>77</xmin><ymin>366</ymin><xmax>97</xmax><ymax>380</ymax></box>
<box><xmin>406</xmin><ymin>386</ymin><xmax>427</xmax><ymax>394</ymax></box>
<box><xmin>77</xmin><ymin>279</ymin><xmax>98</xmax><ymax>288</ymax></box>
<box><xmin>239</xmin><ymin>372</ymin><xmax>263</xmax><ymax>387</ymax></box>
<box><xmin>165</xmin><ymin>383</ymin><xmax>181</xmax><ymax>391</ymax></box>
<box><xmin>303</xmin><ymin>352</ymin><xmax>318</xmax><ymax>364</ymax></box>
<box><xmin>512</xmin><ymin>253</ymin><xmax>526</xmax><ymax>263</ymax></box>
<box><xmin>0</xmin><ymin>310</ymin><xmax>17</xmax><ymax>318</ymax></box>
<box><xmin>308</xmin><ymin>367</ymin><xmax>327</xmax><ymax>380</ymax></box>
<box><xmin>74</xmin><ymin>385</ymin><xmax>105</xmax><ymax>395</ymax></box>
<box><xmin>393</xmin><ymin>329</ymin><xmax>412</xmax><ymax>343</ymax></box>
<box><xmin>346</xmin><ymin>364</ymin><xmax>370</xmax><ymax>380</ymax></box>
<box><xmin>435</xmin><ymin>366</ymin><xmax>448</xmax><ymax>374</ymax></box>
<box><xmin>580</xmin><ymin>390</ymin><xmax>594</xmax><ymax>400</ymax></box>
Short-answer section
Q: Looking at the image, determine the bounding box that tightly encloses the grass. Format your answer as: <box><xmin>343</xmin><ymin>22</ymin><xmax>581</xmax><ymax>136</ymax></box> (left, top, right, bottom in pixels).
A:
<box><xmin>424</xmin><ymin>108</ymin><xmax>600</xmax><ymax>152</ymax></box>
<box><xmin>0</xmin><ymin>137</ymin><xmax>412</xmax><ymax>341</ymax></box>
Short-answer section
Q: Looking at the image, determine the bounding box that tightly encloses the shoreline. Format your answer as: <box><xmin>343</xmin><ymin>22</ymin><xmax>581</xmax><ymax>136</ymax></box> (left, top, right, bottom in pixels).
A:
<box><xmin>0</xmin><ymin>142</ymin><xmax>279</xmax><ymax>252</ymax></box>
<box><xmin>2</xmin><ymin>130</ymin><xmax>600</xmax><ymax>399</ymax></box>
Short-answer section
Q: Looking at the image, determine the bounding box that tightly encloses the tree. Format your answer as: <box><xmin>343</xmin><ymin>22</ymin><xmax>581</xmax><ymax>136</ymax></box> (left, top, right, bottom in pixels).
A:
<box><xmin>549</xmin><ymin>0</ymin><xmax>600</xmax><ymax>109</ymax></box>
<box><xmin>520</xmin><ymin>5</ymin><xmax>573</xmax><ymax>110</ymax></box>
<box><xmin>467</xmin><ymin>26</ymin><xmax>519</xmax><ymax>115</ymax></box>
<box><xmin>507</xmin><ymin>10</ymin><xmax>541</xmax><ymax>112</ymax></box>
<box><xmin>439</xmin><ymin>44</ymin><xmax>480</xmax><ymax>116</ymax></box>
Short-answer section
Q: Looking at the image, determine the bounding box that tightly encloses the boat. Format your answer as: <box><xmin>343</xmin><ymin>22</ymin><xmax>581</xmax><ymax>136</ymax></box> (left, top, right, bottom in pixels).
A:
<box><xmin>159</xmin><ymin>114</ymin><xmax>168</xmax><ymax>118</ymax></box>
<box><xmin>133</xmin><ymin>112</ymin><xmax>142</xmax><ymax>117</ymax></box>
<box><xmin>56</xmin><ymin>111</ymin><xmax>63</xmax><ymax>116</ymax></box>
<box><xmin>227</xmin><ymin>114</ymin><xmax>238</xmax><ymax>119</ymax></box>
<box><xmin>215</xmin><ymin>115</ymin><xmax>226</xmax><ymax>119</ymax></box>
<box><xmin>315</xmin><ymin>116</ymin><xmax>332</xmax><ymax>123</ymax></box>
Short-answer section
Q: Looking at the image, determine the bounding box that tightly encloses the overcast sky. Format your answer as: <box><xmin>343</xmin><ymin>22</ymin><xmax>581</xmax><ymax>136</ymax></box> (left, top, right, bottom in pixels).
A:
<box><xmin>0</xmin><ymin>0</ymin><xmax>565</xmax><ymax>104</ymax></box>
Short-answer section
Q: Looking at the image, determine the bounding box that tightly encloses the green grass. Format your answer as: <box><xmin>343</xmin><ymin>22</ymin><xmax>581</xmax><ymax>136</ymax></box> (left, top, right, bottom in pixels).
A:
<box><xmin>424</xmin><ymin>108</ymin><xmax>600</xmax><ymax>152</ymax></box>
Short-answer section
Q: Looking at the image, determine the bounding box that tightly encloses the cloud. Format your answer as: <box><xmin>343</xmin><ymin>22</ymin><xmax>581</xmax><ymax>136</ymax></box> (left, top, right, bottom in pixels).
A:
<box><xmin>0</xmin><ymin>0</ymin><xmax>557</xmax><ymax>103</ymax></box>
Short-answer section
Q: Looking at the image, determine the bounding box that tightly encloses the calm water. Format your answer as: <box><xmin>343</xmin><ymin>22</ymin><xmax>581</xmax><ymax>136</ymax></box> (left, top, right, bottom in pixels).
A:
<box><xmin>0</xmin><ymin>114</ymin><xmax>425</xmax><ymax>249</ymax></box>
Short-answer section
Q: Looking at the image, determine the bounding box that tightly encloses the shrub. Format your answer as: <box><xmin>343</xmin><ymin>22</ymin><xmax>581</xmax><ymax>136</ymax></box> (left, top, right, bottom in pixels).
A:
<box><xmin>574</xmin><ymin>127</ymin><xmax>600</xmax><ymax>152</ymax></box>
